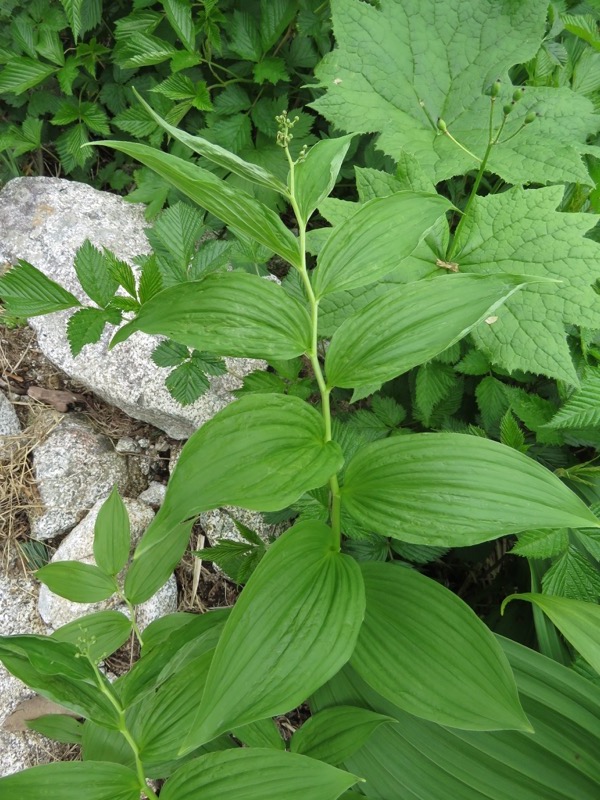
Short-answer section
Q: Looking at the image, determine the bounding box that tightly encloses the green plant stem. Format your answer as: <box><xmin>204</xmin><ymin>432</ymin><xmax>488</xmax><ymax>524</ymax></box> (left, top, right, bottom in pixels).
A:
<box><xmin>285</xmin><ymin>147</ymin><xmax>343</xmax><ymax>547</ymax></box>
<box><xmin>122</xmin><ymin>594</ymin><xmax>144</xmax><ymax>648</ymax></box>
<box><xmin>90</xmin><ymin>661</ymin><xmax>158</xmax><ymax>800</ymax></box>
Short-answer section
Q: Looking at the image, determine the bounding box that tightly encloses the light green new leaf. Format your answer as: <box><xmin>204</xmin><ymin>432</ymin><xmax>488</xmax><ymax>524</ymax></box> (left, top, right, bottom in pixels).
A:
<box><xmin>313</xmin><ymin>192</ymin><xmax>450</xmax><ymax>297</ymax></box>
<box><xmin>161</xmin><ymin>748</ymin><xmax>358</xmax><ymax>800</ymax></box>
<box><xmin>132</xmin><ymin>90</ymin><xmax>288</xmax><ymax>194</ymax></box>
<box><xmin>0</xmin><ymin>260</ymin><xmax>81</xmax><ymax>317</ymax></box>
<box><xmin>111</xmin><ymin>273</ymin><xmax>311</xmax><ymax>360</ymax></box>
<box><xmin>325</xmin><ymin>274</ymin><xmax>527</xmax><ymax>389</ymax></box>
<box><xmin>352</xmin><ymin>563</ymin><xmax>528</xmax><ymax>731</ymax></box>
<box><xmin>36</xmin><ymin>562</ymin><xmax>118</xmax><ymax>603</ymax></box>
<box><xmin>51</xmin><ymin>611</ymin><xmax>132</xmax><ymax>663</ymax></box>
<box><xmin>341</xmin><ymin>433</ymin><xmax>600</xmax><ymax>546</ymax></box>
<box><xmin>125</xmin><ymin>395</ymin><xmax>343</xmax><ymax>603</ymax></box>
<box><xmin>313</xmin><ymin>636</ymin><xmax>600</xmax><ymax>800</ymax></box>
<box><xmin>89</xmin><ymin>140</ymin><xmax>301</xmax><ymax>268</ymax></box>
<box><xmin>452</xmin><ymin>186</ymin><xmax>600</xmax><ymax>385</ymax></box>
<box><xmin>0</xmin><ymin>762</ymin><xmax>140</xmax><ymax>800</ymax></box>
<box><xmin>291</xmin><ymin>705</ymin><xmax>394</xmax><ymax>765</ymax></box>
<box><xmin>314</xmin><ymin>0</ymin><xmax>599</xmax><ymax>186</ymax></box>
<box><xmin>93</xmin><ymin>487</ymin><xmax>131</xmax><ymax>576</ymax></box>
<box><xmin>293</xmin><ymin>135</ymin><xmax>354</xmax><ymax>223</ymax></box>
<box><xmin>0</xmin><ymin>636</ymin><xmax>119</xmax><ymax>728</ymax></box>
<box><xmin>179</xmin><ymin>521</ymin><xmax>365</xmax><ymax>753</ymax></box>
<box><xmin>545</xmin><ymin>367</ymin><xmax>600</xmax><ymax>429</ymax></box>
<box><xmin>505</xmin><ymin>593</ymin><xmax>600</xmax><ymax>675</ymax></box>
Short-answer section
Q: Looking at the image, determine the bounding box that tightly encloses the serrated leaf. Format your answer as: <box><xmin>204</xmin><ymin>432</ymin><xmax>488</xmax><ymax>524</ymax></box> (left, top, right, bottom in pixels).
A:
<box><xmin>213</xmin><ymin>84</ymin><xmax>251</xmax><ymax>115</ymax></box>
<box><xmin>36</xmin><ymin>28</ymin><xmax>65</xmax><ymax>66</ymax></box>
<box><xmin>149</xmin><ymin>201</ymin><xmax>205</xmax><ymax>275</ymax></box>
<box><xmin>152</xmin><ymin>339</ymin><xmax>189</xmax><ymax>367</ymax></box>
<box><xmin>476</xmin><ymin>376</ymin><xmax>510</xmax><ymax>432</ymax></box>
<box><xmin>371</xmin><ymin>395</ymin><xmax>405</xmax><ymax>427</ymax></box>
<box><xmin>260</xmin><ymin>0</ymin><xmax>297</xmax><ymax>50</ymax></box>
<box><xmin>105</xmin><ymin>253</ymin><xmax>137</xmax><ymax>298</ymax></box>
<box><xmin>499</xmin><ymin>409</ymin><xmax>527</xmax><ymax>452</ymax></box>
<box><xmin>454</xmin><ymin>187</ymin><xmax>600</xmax><ymax>385</ymax></box>
<box><xmin>55</xmin><ymin>123</ymin><xmax>91</xmax><ymax>172</ymax></box>
<box><xmin>204</xmin><ymin>113</ymin><xmax>252</xmax><ymax>153</ymax></box>
<box><xmin>113</xmin><ymin>105</ymin><xmax>160</xmax><ymax>138</ymax></box>
<box><xmin>415</xmin><ymin>362</ymin><xmax>457</xmax><ymax>426</ymax></box>
<box><xmin>546</xmin><ymin>368</ymin><xmax>600</xmax><ymax>430</ymax></box>
<box><xmin>314</xmin><ymin>0</ymin><xmax>599</xmax><ymax>186</ymax></box>
<box><xmin>117</xmin><ymin>32</ymin><xmax>178</xmax><ymax>68</ymax></box>
<box><xmin>0</xmin><ymin>57</ymin><xmax>56</xmax><ymax>94</ymax></box>
<box><xmin>389</xmin><ymin>541</ymin><xmax>448</xmax><ymax>564</ymax></box>
<box><xmin>511</xmin><ymin>529</ymin><xmax>569</xmax><ymax>559</ymax></box>
<box><xmin>228</xmin><ymin>10</ymin><xmax>263</xmax><ymax>61</ymax></box>
<box><xmin>138</xmin><ymin>255</ymin><xmax>164</xmax><ymax>303</ymax></box>
<box><xmin>74</xmin><ymin>240</ymin><xmax>119</xmax><ymax>307</ymax></box>
<box><xmin>253</xmin><ymin>56</ymin><xmax>289</xmax><ymax>85</ymax></box>
<box><xmin>0</xmin><ymin>260</ymin><xmax>80</xmax><ymax>317</ymax></box>
<box><xmin>60</xmin><ymin>0</ymin><xmax>84</xmax><ymax>39</ymax></box>
<box><xmin>67</xmin><ymin>307</ymin><xmax>114</xmax><ymax>357</ymax></box>
<box><xmin>542</xmin><ymin>546</ymin><xmax>600</xmax><ymax>602</ymax></box>
<box><xmin>162</xmin><ymin>0</ymin><xmax>195</xmax><ymax>51</ymax></box>
<box><xmin>455</xmin><ymin>348</ymin><xmax>491</xmax><ymax>376</ymax></box>
<box><xmin>165</xmin><ymin>359</ymin><xmax>210</xmax><ymax>406</ymax></box>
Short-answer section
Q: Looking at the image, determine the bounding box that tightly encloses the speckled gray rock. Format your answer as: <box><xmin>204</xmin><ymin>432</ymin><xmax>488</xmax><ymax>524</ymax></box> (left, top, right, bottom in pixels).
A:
<box><xmin>0</xmin><ymin>572</ymin><xmax>64</xmax><ymax>776</ymax></box>
<box><xmin>37</xmin><ymin>496</ymin><xmax>175</xmax><ymax>631</ymax></box>
<box><xmin>29</xmin><ymin>414</ymin><xmax>129</xmax><ymax>540</ymax></box>
<box><xmin>199</xmin><ymin>507</ymin><xmax>278</xmax><ymax>545</ymax></box>
<box><xmin>0</xmin><ymin>390</ymin><xmax>20</xmax><ymax>460</ymax></box>
<box><xmin>0</xmin><ymin>177</ymin><xmax>263</xmax><ymax>439</ymax></box>
<box><xmin>138</xmin><ymin>481</ymin><xmax>167</xmax><ymax>507</ymax></box>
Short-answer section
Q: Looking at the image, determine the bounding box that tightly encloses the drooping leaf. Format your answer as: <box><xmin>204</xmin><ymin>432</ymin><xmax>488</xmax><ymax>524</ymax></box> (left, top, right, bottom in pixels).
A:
<box><xmin>36</xmin><ymin>562</ymin><xmax>118</xmax><ymax>603</ymax></box>
<box><xmin>160</xmin><ymin>748</ymin><xmax>358</xmax><ymax>800</ymax></box>
<box><xmin>313</xmin><ymin>192</ymin><xmax>451</xmax><ymax>297</ymax></box>
<box><xmin>341</xmin><ymin>433</ymin><xmax>600</xmax><ymax>546</ymax></box>
<box><xmin>111</xmin><ymin>273</ymin><xmax>311</xmax><ymax>360</ymax></box>
<box><xmin>0</xmin><ymin>762</ymin><xmax>140</xmax><ymax>800</ymax></box>
<box><xmin>0</xmin><ymin>260</ymin><xmax>81</xmax><ymax>317</ymax></box>
<box><xmin>93</xmin><ymin>487</ymin><xmax>131</xmax><ymax>576</ymax></box>
<box><xmin>51</xmin><ymin>611</ymin><xmax>132</xmax><ymax>663</ymax></box>
<box><xmin>291</xmin><ymin>705</ymin><xmax>394</xmax><ymax>766</ymax></box>
<box><xmin>351</xmin><ymin>562</ymin><xmax>529</xmax><ymax>731</ymax></box>
<box><xmin>452</xmin><ymin>187</ymin><xmax>600</xmax><ymax>385</ymax></box>
<box><xmin>314</xmin><ymin>0</ymin><xmax>599</xmax><ymax>186</ymax></box>
<box><xmin>312</xmin><ymin>636</ymin><xmax>600</xmax><ymax>800</ymax></box>
<box><xmin>89</xmin><ymin>140</ymin><xmax>301</xmax><ymax>268</ymax></box>
<box><xmin>178</xmin><ymin>521</ymin><xmax>365</xmax><ymax>753</ymax></box>
<box><xmin>125</xmin><ymin>395</ymin><xmax>343</xmax><ymax>603</ymax></box>
<box><xmin>325</xmin><ymin>274</ymin><xmax>528</xmax><ymax>388</ymax></box>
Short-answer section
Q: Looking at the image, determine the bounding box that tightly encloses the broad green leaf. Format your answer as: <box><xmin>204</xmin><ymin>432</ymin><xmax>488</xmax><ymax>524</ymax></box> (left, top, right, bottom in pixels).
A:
<box><xmin>294</xmin><ymin>135</ymin><xmax>354</xmax><ymax>224</ymax></box>
<box><xmin>341</xmin><ymin>433</ymin><xmax>600</xmax><ymax>546</ymax></box>
<box><xmin>89</xmin><ymin>140</ymin><xmax>301</xmax><ymax>267</ymax></box>
<box><xmin>0</xmin><ymin>260</ymin><xmax>80</xmax><ymax>317</ymax></box>
<box><xmin>291</xmin><ymin>705</ymin><xmax>394</xmax><ymax>765</ymax></box>
<box><xmin>325</xmin><ymin>274</ymin><xmax>527</xmax><ymax>388</ymax></box>
<box><xmin>161</xmin><ymin>748</ymin><xmax>358</xmax><ymax>800</ymax></box>
<box><xmin>162</xmin><ymin>0</ymin><xmax>195</xmax><ymax>51</ymax></box>
<box><xmin>0</xmin><ymin>636</ymin><xmax>119</xmax><ymax>728</ymax></box>
<box><xmin>314</xmin><ymin>0</ymin><xmax>599</xmax><ymax>186</ymax></box>
<box><xmin>125</xmin><ymin>395</ymin><xmax>343</xmax><ymax>603</ymax></box>
<box><xmin>36</xmin><ymin>562</ymin><xmax>117</xmax><ymax>603</ymax></box>
<box><xmin>111</xmin><ymin>273</ymin><xmax>311</xmax><ymax>360</ymax></box>
<box><xmin>179</xmin><ymin>521</ymin><xmax>365</xmax><ymax>753</ymax></box>
<box><xmin>452</xmin><ymin>186</ymin><xmax>600</xmax><ymax>385</ymax></box>
<box><xmin>313</xmin><ymin>192</ymin><xmax>451</xmax><ymax>297</ymax></box>
<box><xmin>312</xmin><ymin>636</ymin><xmax>600</xmax><ymax>800</ymax></box>
<box><xmin>546</xmin><ymin>367</ymin><xmax>600</xmax><ymax>429</ymax></box>
<box><xmin>51</xmin><ymin>611</ymin><xmax>132</xmax><ymax>663</ymax></box>
<box><xmin>132</xmin><ymin>90</ymin><xmax>289</xmax><ymax>194</ymax></box>
<box><xmin>505</xmin><ymin>594</ymin><xmax>600</xmax><ymax>675</ymax></box>
<box><xmin>93</xmin><ymin>487</ymin><xmax>131</xmax><ymax>575</ymax></box>
<box><xmin>232</xmin><ymin>718</ymin><xmax>284</xmax><ymax>750</ymax></box>
<box><xmin>27</xmin><ymin>713</ymin><xmax>83</xmax><ymax>744</ymax></box>
<box><xmin>0</xmin><ymin>57</ymin><xmax>56</xmax><ymax>94</ymax></box>
<box><xmin>0</xmin><ymin>762</ymin><xmax>139</xmax><ymax>800</ymax></box>
<box><xmin>74</xmin><ymin>241</ymin><xmax>118</xmax><ymax>307</ymax></box>
<box><xmin>352</xmin><ymin>563</ymin><xmax>528</xmax><ymax>731</ymax></box>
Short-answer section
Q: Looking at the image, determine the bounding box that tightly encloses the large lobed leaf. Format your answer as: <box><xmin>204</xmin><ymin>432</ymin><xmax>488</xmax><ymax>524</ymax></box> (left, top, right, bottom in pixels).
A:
<box><xmin>341</xmin><ymin>432</ymin><xmax>600</xmax><ymax>546</ymax></box>
<box><xmin>313</xmin><ymin>0</ymin><xmax>600</xmax><ymax>186</ymax></box>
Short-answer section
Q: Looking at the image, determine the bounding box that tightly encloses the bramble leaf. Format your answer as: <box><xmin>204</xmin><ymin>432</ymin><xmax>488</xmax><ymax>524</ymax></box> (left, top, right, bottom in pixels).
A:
<box><xmin>0</xmin><ymin>260</ymin><xmax>80</xmax><ymax>317</ymax></box>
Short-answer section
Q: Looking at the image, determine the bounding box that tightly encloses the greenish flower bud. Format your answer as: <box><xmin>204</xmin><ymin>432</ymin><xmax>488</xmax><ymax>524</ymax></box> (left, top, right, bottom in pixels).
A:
<box><xmin>524</xmin><ymin>111</ymin><xmax>537</xmax><ymax>124</ymax></box>
<box><xmin>437</xmin><ymin>118</ymin><xmax>447</xmax><ymax>133</ymax></box>
<box><xmin>512</xmin><ymin>88</ymin><xmax>524</xmax><ymax>102</ymax></box>
<box><xmin>490</xmin><ymin>81</ymin><xmax>501</xmax><ymax>97</ymax></box>
<box><xmin>503</xmin><ymin>103</ymin><xmax>513</xmax><ymax>115</ymax></box>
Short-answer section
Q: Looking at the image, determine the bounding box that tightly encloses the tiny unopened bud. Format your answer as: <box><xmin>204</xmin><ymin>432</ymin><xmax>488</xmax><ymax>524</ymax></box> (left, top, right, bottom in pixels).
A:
<box><xmin>490</xmin><ymin>81</ymin><xmax>501</xmax><ymax>97</ymax></box>
<box><xmin>512</xmin><ymin>88</ymin><xmax>524</xmax><ymax>102</ymax></box>
<box><xmin>503</xmin><ymin>103</ymin><xmax>513</xmax><ymax>115</ymax></box>
<box><xmin>437</xmin><ymin>118</ymin><xmax>447</xmax><ymax>133</ymax></box>
<box><xmin>524</xmin><ymin>111</ymin><xmax>537</xmax><ymax>124</ymax></box>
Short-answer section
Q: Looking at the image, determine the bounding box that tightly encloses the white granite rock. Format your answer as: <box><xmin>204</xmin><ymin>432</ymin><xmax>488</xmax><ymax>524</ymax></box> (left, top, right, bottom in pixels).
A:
<box><xmin>199</xmin><ymin>507</ymin><xmax>277</xmax><ymax>545</ymax></box>
<box><xmin>0</xmin><ymin>571</ymin><xmax>64</xmax><ymax>776</ymax></box>
<box><xmin>138</xmin><ymin>481</ymin><xmax>167</xmax><ymax>507</ymax></box>
<box><xmin>37</xmin><ymin>496</ymin><xmax>174</xmax><ymax>631</ymax></box>
<box><xmin>0</xmin><ymin>177</ymin><xmax>263</xmax><ymax>439</ymax></box>
<box><xmin>29</xmin><ymin>414</ymin><xmax>129</xmax><ymax>540</ymax></box>
<box><xmin>0</xmin><ymin>390</ymin><xmax>21</xmax><ymax>461</ymax></box>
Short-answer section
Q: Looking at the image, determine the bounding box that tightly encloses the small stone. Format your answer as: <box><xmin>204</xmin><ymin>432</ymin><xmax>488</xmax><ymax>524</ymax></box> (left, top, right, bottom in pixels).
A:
<box><xmin>0</xmin><ymin>391</ymin><xmax>21</xmax><ymax>461</ymax></box>
<box><xmin>137</xmin><ymin>437</ymin><xmax>150</xmax><ymax>449</ymax></box>
<box><xmin>199</xmin><ymin>507</ymin><xmax>277</xmax><ymax>546</ymax></box>
<box><xmin>138</xmin><ymin>481</ymin><xmax>167</xmax><ymax>507</ymax></box>
<box><xmin>115</xmin><ymin>436</ymin><xmax>141</xmax><ymax>454</ymax></box>
<box><xmin>136</xmin><ymin>574</ymin><xmax>178</xmax><ymax>632</ymax></box>
<box><xmin>28</xmin><ymin>414</ymin><xmax>129</xmax><ymax>540</ymax></box>
<box><xmin>38</xmin><ymin>497</ymin><xmax>155</xmax><ymax>630</ymax></box>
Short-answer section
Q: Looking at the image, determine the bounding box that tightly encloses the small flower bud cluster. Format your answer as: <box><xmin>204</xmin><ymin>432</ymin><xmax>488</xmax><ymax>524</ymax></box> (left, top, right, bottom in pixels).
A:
<box><xmin>276</xmin><ymin>110</ymin><xmax>300</xmax><ymax>149</ymax></box>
